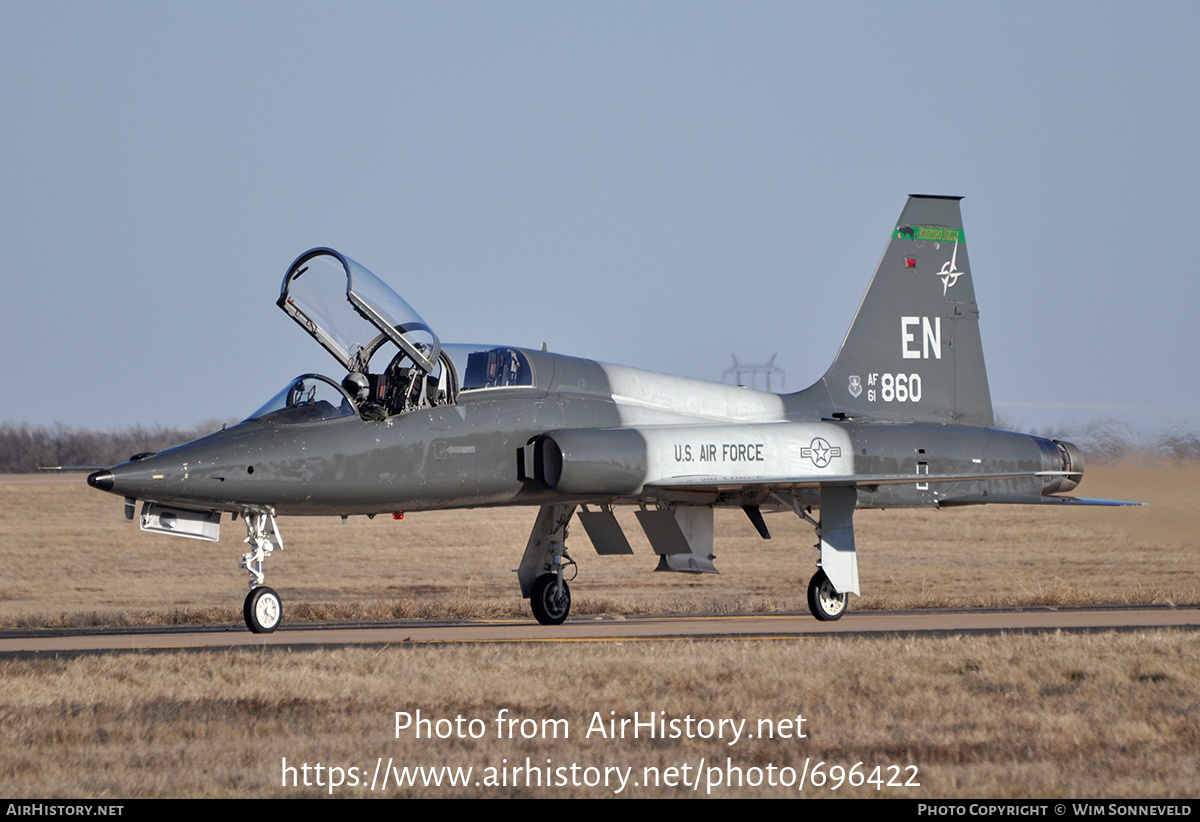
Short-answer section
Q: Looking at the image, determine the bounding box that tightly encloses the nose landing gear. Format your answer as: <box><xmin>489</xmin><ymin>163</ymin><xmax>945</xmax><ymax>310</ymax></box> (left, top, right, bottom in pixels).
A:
<box><xmin>239</xmin><ymin>510</ymin><xmax>285</xmax><ymax>633</ymax></box>
<box><xmin>244</xmin><ymin>585</ymin><xmax>282</xmax><ymax>633</ymax></box>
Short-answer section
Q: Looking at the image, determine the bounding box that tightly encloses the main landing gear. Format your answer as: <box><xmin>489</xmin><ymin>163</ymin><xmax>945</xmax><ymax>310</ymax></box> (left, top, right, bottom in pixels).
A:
<box><xmin>530</xmin><ymin>574</ymin><xmax>571</xmax><ymax>625</ymax></box>
<box><xmin>518</xmin><ymin>504</ymin><xmax>578</xmax><ymax>625</ymax></box>
<box><xmin>776</xmin><ymin>486</ymin><xmax>860</xmax><ymax>622</ymax></box>
<box><xmin>806</xmin><ymin>569</ymin><xmax>847</xmax><ymax>621</ymax></box>
<box><xmin>514</xmin><ymin>495</ymin><xmax>860</xmax><ymax>625</ymax></box>
<box><xmin>240</xmin><ymin>510</ymin><xmax>285</xmax><ymax>633</ymax></box>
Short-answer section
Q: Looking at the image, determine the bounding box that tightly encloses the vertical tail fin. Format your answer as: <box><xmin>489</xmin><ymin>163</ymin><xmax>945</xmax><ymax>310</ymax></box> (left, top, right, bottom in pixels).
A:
<box><xmin>787</xmin><ymin>195</ymin><xmax>994</xmax><ymax>425</ymax></box>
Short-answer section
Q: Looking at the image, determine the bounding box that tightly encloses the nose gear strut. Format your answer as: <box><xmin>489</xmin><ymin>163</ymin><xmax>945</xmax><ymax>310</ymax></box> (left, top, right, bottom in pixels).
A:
<box><xmin>240</xmin><ymin>510</ymin><xmax>285</xmax><ymax>633</ymax></box>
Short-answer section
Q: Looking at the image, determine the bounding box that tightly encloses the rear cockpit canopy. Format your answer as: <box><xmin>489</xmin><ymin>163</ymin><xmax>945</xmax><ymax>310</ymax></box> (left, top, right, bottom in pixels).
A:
<box><xmin>280</xmin><ymin>248</ymin><xmax>439</xmax><ymax>375</ymax></box>
<box><xmin>279</xmin><ymin>248</ymin><xmax>458</xmax><ymax>414</ymax></box>
<box><xmin>277</xmin><ymin>248</ymin><xmax>539</xmax><ymax>420</ymax></box>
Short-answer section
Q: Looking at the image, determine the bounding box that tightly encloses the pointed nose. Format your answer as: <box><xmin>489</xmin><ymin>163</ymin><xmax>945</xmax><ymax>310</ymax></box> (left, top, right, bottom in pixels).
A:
<box><xmin>87</xmin><ymin>470</ymin><xmax>115</xmax><ymax>492</ymax></box>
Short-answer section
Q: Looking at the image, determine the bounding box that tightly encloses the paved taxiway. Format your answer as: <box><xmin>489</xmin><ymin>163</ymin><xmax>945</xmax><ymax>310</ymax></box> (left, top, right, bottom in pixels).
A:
<box><xmin>1</xmin><ymin>606</ymin><xmax>1195</xmax><ymax>654</ymax></box>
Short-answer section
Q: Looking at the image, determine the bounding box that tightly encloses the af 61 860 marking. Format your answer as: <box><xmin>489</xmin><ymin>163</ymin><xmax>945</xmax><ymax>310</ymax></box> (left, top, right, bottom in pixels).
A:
<box><xmin>869</xmin><ymin>372</ymin><xmax>922</xmax><ymax>403</ymax></box>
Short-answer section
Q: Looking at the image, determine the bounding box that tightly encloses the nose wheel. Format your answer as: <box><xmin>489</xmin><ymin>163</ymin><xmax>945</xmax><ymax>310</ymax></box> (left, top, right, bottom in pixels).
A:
<box><xmin>244</xmin><ymin>586</ymin><xmax>282</xmax><ymax>633</ymax></box>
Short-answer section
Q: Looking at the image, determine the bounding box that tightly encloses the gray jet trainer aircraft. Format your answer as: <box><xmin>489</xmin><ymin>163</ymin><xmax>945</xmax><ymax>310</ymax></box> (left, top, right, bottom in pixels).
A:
<box><xmin>88</xmin><ymin>195</ymin><xmax>1134</xmax><ymax>633</ymax></box>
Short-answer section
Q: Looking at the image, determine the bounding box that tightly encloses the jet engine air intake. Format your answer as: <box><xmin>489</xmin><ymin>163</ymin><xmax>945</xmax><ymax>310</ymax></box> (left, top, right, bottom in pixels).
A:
<box><xmin>523</xmin><ymin>430</ymin><xmax>648</xmax><ymax>496</ymax></box>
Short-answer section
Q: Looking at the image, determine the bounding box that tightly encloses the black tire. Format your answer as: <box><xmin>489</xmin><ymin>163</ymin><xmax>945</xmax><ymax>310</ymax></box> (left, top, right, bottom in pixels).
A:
<box><xmin>530</xmin><ymin>574</ymin><xmax>571</xmax><ymax>625</ymax></box>
<box><xmin>244</xmin><ymin>586</ymin><xmax>282</xmax><ymax>633</ymax></box>
<box><xmin>807</xmin><ymin>570</ymin><xmax>847</xmax><ymax>621</ymax></box>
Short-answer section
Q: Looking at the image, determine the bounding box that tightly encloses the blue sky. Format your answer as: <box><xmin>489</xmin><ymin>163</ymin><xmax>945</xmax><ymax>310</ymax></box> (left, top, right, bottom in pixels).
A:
<box><xmin>2</xmin><ymin>1</ymin><xmax>1197</xmax><ymax>433</ymax></box>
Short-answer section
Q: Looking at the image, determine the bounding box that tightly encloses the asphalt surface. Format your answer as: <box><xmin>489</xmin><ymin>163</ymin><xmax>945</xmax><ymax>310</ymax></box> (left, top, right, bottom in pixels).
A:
<box><xmin>1</xmin><ymin>606</ymin><xmax>1196</xmax><ymax>654</ymax></box>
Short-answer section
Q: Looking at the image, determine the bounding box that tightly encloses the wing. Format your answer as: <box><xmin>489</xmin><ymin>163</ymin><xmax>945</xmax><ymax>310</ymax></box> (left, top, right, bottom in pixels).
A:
<box><xmin>643</xmin><ymin>470</ymin><xmax>1143</xmax><ymax>507</ymax></box>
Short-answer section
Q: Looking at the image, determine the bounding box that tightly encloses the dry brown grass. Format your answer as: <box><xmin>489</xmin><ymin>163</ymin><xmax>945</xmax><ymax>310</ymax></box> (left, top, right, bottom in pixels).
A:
<box><xmin>1</xmin><ymin>466</ymin><xmax>1197</xmax><ymax>799</ymax></box>
<box><xmin>0</xmin><ymin>631</ymin><xmax>1196</xmax><ymax>797</ymax></box>
<box><xmin>0</xmin><ymin>461</ymin><xmax>1196</xmax><ymax>627</ymax></box>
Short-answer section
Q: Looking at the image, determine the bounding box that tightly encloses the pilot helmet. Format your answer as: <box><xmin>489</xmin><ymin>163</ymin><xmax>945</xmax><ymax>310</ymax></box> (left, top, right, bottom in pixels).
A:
<box><xmin>342</xmin><ymin>372</ymin><xmax>370</xmax><ymax>402</ymax></box>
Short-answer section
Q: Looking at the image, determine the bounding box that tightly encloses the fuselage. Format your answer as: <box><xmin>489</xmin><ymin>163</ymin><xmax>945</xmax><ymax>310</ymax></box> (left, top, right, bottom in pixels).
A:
<box><xmin>90</xmin><ymin>347</ymin><xmax>1076</xmax><ymax>517</ymax></box>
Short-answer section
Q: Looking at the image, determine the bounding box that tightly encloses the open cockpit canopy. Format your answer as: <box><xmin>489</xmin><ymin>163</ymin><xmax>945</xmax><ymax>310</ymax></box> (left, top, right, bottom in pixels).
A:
<box><xmin>279</xmin><ymin>248</ymin><xmax>460</xmax><ymax>413</ymax></box>
<box><xmin>276</xmin><ymin>248</ymin><xmax>538</xmax><ymax>419</ymax></box>
<box><xmin>279</xmin><ymin>248</ymin><xmax>440</xmax><ymax>375</ymax></box>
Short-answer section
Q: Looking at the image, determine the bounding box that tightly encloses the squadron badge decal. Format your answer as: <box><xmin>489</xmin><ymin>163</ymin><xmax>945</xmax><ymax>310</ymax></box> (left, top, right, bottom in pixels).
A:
<box><xmin>937</xmin><ymin>241</ymin><xmax>966</xmax><ymax>296</ymax></box>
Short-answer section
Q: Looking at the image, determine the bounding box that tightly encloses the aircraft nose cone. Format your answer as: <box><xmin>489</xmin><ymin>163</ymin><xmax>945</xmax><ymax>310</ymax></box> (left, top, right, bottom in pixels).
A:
<box><xmin>87</xmin><ymin>470</ymin><xmax>114</xmax><ymax>492</ymax></box>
